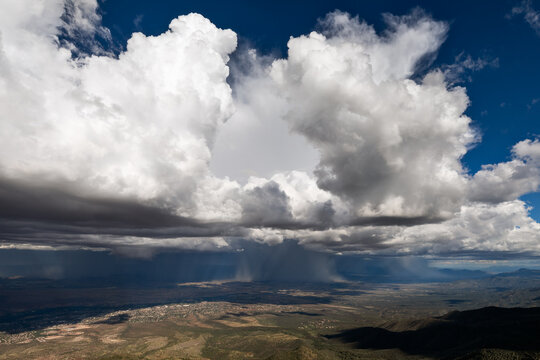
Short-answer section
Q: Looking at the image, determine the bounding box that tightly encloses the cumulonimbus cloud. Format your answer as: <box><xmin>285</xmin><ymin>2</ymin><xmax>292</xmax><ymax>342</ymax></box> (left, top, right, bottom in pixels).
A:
<box><xmin>0</xmin><ymin>0</ymin><xmax>539</xmax><ymax>258</ymax></box>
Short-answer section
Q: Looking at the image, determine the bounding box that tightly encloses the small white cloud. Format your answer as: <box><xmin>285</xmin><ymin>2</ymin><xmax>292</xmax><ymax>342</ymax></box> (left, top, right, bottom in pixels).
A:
<box><xmin>469</xmin><ymin>139</ymin><xmax>540</xmax><ymax>203</ymax></box>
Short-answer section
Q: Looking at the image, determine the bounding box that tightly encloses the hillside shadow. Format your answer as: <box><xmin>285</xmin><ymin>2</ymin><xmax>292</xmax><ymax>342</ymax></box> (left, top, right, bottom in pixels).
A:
<box><xmin>327</xmin><ymin>307</ymin><xmax>540</xmax><ymax>358</ymax></box>
<box><xmin>0</xmin><ymin>306</ymin><xmax>134</xmax><ymax>334</ymax></box>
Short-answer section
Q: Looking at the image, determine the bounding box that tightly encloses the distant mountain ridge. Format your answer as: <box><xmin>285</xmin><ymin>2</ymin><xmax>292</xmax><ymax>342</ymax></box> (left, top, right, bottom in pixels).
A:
<box><xmin>492</xmin><ymin>268</ymin><xmax>540</xmax><ymax>278</ymax></box>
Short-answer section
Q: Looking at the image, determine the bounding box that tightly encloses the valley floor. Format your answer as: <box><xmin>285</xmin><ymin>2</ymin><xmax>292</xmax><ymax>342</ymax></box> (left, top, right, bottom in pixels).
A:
<box><xmin>1</xmin><ymin>272</ymin><xmax>540</xmax><ymax>359</ymax></box>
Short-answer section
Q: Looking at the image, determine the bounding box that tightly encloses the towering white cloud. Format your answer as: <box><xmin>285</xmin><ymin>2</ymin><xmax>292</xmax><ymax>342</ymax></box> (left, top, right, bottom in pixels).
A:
<box><xmin>319</xmin><ymin>10</ymin><xmax>448</xmax><ymax>83</ymax></box>
<box><xmin>0</xmin><ymin>0</ymin><xmax>539</xmax><ymax>258</ymax></box>
<box><xmin>0</xmin><ymin>1</ymin><xmax>237</xmax><ymax>218</ymax></box>
<box><xmin>270</xmin><ymin>11</ymin><xmax>474</xmax><ymax>219</ymax></box>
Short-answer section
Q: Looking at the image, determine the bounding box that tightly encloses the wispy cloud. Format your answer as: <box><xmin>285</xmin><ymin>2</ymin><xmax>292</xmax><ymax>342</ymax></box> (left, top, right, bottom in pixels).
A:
<box><xmin>510</xmin><ymin>0</ymin><xmax>540</xmax><ymax>35</ymax></box>
<box><xmin>442</xmin><ymin>52</ymin><xmax>499</xmax><ymax>84</ymax></box>
<box><xmin>528</xmin><ymin>97</ymin><xmax>540</xmax><ymax>109</ymax></box>
<box><xmin>133</xmin><ymin>14</ymin><xmax>144</xmax><ymax>31</ymax></box>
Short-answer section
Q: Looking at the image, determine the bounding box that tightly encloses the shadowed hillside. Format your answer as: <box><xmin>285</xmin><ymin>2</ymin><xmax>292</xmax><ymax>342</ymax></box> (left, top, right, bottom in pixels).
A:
<box><xmin>328</xmin><ymin>306</ymin><xmax>540</xmax><ymax>359</ymax></box>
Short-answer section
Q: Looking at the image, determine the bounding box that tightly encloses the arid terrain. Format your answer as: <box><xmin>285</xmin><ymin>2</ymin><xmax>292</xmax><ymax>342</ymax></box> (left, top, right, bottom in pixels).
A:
<box><xmin>1</xmin><ymin>270</ymin><xmax>540</xmax><ymax>359</ymax></box>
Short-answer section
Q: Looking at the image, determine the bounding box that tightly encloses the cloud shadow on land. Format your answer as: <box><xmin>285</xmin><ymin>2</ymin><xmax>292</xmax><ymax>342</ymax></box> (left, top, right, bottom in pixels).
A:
<box><xmin>0</xmin><ymin>279</ymin><xmax>335</xmax><ymax>334</ymax></box>
<box><xmin>0</xmin><ymin>245</ymin><xmax>507</xmax><ymax>335</ymax></box>
<box><xmin>327</xmin><ymin>306</ymin><xmax>540</xmax><ymax>357</ymax></box>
